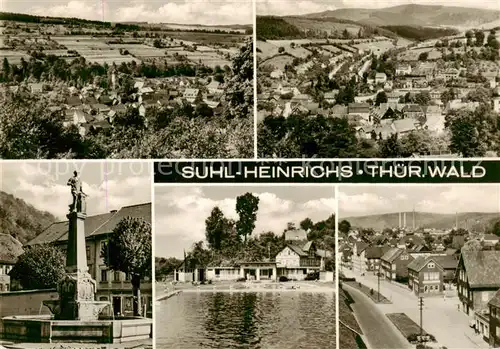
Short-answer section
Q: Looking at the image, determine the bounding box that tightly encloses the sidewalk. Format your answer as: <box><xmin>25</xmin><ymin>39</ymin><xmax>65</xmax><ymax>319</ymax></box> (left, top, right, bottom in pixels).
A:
<box><xmin>342</xmin><ymin>270</ymin><xmax>488</xmax><ymax>349</ymax></box>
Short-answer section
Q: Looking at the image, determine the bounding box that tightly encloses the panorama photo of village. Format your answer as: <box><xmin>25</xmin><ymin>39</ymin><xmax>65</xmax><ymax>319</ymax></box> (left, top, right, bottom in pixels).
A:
<box><xmin>0</xmin><ymin>0</ymin><xmax>254</xmax><ymax>159</ymax></box>
<box><xmin>338</xmin><ymin>185</ymin><xmax>500</xmax><ymax>349</ymax></box>
<box><xmin>256</xmin><ymin>0</ymin><xmax>500</xmax><ymax>158</ymax></box>
<box><xmin>154</xmin><ymin>185</ymin><xmax>337</xmax><ymax>349</ymax></box>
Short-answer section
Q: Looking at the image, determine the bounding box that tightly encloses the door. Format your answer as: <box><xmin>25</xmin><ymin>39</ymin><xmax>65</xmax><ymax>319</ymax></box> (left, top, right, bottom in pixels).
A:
<box><xmin>113</xmin><ymin>296</ymin><xmax>122</xmax><ymax>316</ymax></box>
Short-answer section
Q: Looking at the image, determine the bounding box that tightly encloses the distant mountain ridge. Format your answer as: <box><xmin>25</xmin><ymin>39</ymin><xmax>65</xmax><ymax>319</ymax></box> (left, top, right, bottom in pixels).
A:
<box><xmin>304</xmin><ymin>4</ymin><xmax>500</xmax><ymax>28</ymax></box>
<box><xmin>343</xmin><ymin>211</ymin><xmax>500</xmax><ymax>231</ymax></box>
<box><xmin>0</xmin><ymin>191</ymin><xmax>57</xmax><ymax>245</ymax></box>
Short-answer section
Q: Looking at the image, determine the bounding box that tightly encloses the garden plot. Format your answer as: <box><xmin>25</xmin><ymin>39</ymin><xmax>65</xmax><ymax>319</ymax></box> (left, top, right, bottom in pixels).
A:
<box><xmin>0</xmin><ymin>50</ymin><xmax>30</xmax><ymax>64</ymax></box>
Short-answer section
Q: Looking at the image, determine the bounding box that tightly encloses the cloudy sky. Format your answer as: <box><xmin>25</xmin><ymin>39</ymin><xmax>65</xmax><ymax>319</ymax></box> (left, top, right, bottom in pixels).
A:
<box><xmin>155</xmin><ymin>185</ymin><xmax>335</xmax><ymax>258</ymax></box>
<box><xmin>339</xmin><ymin>185</ymin><xmax>500</xmax><ymax>217</ymax></box>
<box><xmin>1</xmin><ymin>161</ymin><xmax>151</xmax><ymax>219</ymax></box>
<box><xmin>4</xmin><ymin>0</ymin><xmax>252</xmax><ymax>25</ymax></box>
<box><xmin>257</xmin><ymin>0</ymin><xmax>499</xmax><ymax>16</ymax></box>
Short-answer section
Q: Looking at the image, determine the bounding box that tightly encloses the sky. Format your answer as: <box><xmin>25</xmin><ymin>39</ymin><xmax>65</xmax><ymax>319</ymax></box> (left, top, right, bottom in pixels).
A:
<box><xmin>257</xmin><ymin>0</ymin><xmax>500</xmax><ymax>16</ymax></box>
<box><xmin>154</xmin><ymin>185</ymin><xmax>335</xmax><ymax>258</ymax></box>
<box><xmin>339</xmin><ymin>185</ymin><xmax>500</xmax><ymax>217</ymax></box>
<box><xmin>3</xmin><ymin>0</ymin><xmax>253</xmax><ymax>26</ymax></box>
<box><xmin>1</xmin><ymin>161</ymin><xmax>151</xmax><ymax>220</ymax></box>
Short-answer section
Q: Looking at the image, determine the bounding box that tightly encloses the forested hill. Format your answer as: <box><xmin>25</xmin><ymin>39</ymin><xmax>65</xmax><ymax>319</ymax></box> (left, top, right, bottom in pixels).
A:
<box><xmin>0</xmin><ymin>191</ymin><xmax>57</xmax><ymax>245</ymax></box>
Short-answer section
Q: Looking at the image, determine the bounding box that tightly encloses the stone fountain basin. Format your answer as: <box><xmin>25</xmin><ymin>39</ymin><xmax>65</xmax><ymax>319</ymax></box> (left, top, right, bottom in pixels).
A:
<box><xmin>1</xmin><ymin>315</ymin><xmax>152</xmax><ymax>343</ymax></box>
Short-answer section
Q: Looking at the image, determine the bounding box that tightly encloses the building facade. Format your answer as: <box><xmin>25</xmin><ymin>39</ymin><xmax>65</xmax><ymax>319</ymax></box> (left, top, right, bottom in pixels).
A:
<box><xmin>489</xmin><ymin>290</ymin><xmax>500</xmax><ymax>348</ymax></box>
<box><xmin>407</xmin><ymin>256</ymin><xmax>444</xmax><ymax>296</ymax></box>
<box><xmin>380</xmin><ymin>248</ymin><xmax>414</xmax><ymax>281</ymax></box>
<box><xmin>457</xmin><ymin>250</ymin><xmax>500</xmax><ymax>316</ymax></box>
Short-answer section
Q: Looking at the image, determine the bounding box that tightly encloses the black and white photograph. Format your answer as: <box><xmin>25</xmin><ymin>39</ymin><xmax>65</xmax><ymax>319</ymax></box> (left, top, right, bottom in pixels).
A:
<box><xmin>0</xmin><ymin>161</ymin><xmax>152</xmax><ymax>348</ymax></box>
<box><xmin>154</xmin><ymin>185</ymin><xmax>337</xmax><ymax>349</ymax></box>
<box><xmin>0</xmin><ymin>0</ymin><xmax>254</xmax><ymax>159</ymax></box>
<box><xmin>256</xmin><ymin>0</ymin><xmax>500</xmax><ymax>158</ymax></box>
<box><xmin>337</xmin><ymin>184</ymin><xmax>500</xmax><ymax>349</ymax></box>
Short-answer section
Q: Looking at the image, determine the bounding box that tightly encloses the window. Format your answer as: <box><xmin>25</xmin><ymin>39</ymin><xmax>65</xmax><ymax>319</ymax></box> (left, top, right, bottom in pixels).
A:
<box><xmin>86</xmin><ymin>246</ymin><xmax>91</xmax><ymax>261</ymax></box>
<box><xmin>496</xmin><ymin>326</ymin><xmax>500</xmax><ymax>338</ymax></box>
<box><xmin>100</xmin><ymin>241</ymin><xmax>107</xmax><ymax>253</ymax></box>
<box><xmin>428</xmin><ymin>262</ymin><xmax>435</xmax><ymax>269</ymax></box>
<box><xmin>100</xmin><ymin>268</ymin><xmax>108</xmax><ymax>282</ymax></box>
<box><xmin>0</xmin><ymin>266</ymin><xmax>3</xmax><ymax>275</ymax></box>
<box><xmin>401</xmin><ymin>255</ymin><xmax>408</xmax><ymax>260</ymax></box>
<box><xmin>0</xmin><ymin>284</ymin><xmax>3</xmax><ymax>291</ymax></box>
<box><xmin>215</xmin><ymin>269</ymin><xmax>220</xmax><ymax>275</ymax></box>
<box><xmin>113</xmin><ymin>271</ymin><xmax>121</xmax><ymax>282</ymax></box>
<box><xmin>125</xmin><ymin>273</ymin><xmax>131</xmax><ymax>281</ymax></box>
<box><xmin>5</xmin><ymin>284</ymin><xmax>9</xmax><ymax>291</ymax></box>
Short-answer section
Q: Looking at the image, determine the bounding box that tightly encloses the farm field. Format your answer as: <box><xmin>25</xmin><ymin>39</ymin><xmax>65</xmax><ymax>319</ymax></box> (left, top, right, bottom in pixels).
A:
<box><xmin>354</xmin><ymin>40</ymin><xmax>395</xmax><ymax>55</ymax></box>
<box><xmin>163</xmin><ymin>24</ymin><xmax>246</xmax><ymax>34</ymax></box>
<box><xmin>165</xmin><ymin>31</ymin><xmax>249</xmax><ymax>45</ymax></box>
<box><xmin>398</xmin><ymin>47</ymin><xmax>432</xmax><ymax>61</ymax></box>
<box><xmin>42</xmin><ymin>49</ymin><xmax>77</xmax><ymax>57</ymax></box>
<box><xmin>260</xmin><ymin>54</ymin><xmax>295</xmax><ymax>70</ymax></box>
<box><xmin>83</xmin><ymin>56</ymin><xmax>141</xmax><ymax>64</ymax></box>
<box><xmin>0</xmin><ymin>50</ymin><xmax>30</xmax><ymax>64</ymax></box>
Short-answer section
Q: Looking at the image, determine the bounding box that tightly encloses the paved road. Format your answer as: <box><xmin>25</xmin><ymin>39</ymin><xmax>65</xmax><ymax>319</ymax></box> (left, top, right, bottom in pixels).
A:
<box><xmin>342</xmin><ymin>269</ymin><xmax>488</xmax><ymax>349</ymax></box>
<box><xmin>343</xmin><ymin>283</ymin><xmax>412</xmax><ymax>349</ymax></box>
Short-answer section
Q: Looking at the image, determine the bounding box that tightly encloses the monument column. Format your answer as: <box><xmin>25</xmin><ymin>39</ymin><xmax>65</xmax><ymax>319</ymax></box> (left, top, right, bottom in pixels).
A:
<box><xmin>51</xmin><ymin>173</ymin><xmax>109</xmax><ymax>321</ymax></box>
<box><xmin>66</xmin><ymin>211</ymin><xmax>88</xmax><ymax>273</ymax></box>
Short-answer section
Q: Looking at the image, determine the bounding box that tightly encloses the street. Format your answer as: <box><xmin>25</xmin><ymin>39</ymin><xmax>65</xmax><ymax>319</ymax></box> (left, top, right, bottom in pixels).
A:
<box><xmin>343</xmin><ymin>283</ymin><xmax>412</xmax><ymax>349</ymax></box>
<box><xmin>342</xmin><ymin>269</ymin><xmax>488</xmax><ymax>349</ymax></box>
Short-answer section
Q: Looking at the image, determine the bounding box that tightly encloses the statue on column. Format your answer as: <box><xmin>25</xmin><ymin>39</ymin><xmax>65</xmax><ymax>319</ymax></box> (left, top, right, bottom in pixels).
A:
<box><xmin>67</xmin><ymin>171</ymin><xmax>87</xmax><ymax>213</ymax></box>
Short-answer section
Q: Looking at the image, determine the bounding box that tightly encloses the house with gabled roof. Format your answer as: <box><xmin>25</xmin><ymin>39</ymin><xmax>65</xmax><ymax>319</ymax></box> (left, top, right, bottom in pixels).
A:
<box><xmin>380</xmin><ymin>247</ymin><xmax>414</xmax><ymax>281</ymax></box>
<box><xmin>183</xmin><ymin>88</ymin><xmax>201</xmax><ymax>104</ymax></box>
<box><xmin>456</xmin><ymin>250</ymin><xmax>500</xmax><ymax>316</ymax></box>
<box><xmin>275</xmin><ymin>240</ymin><xmax>328</xmax><ymax>280</ymax></box>
<box><xmin>408</xmin><ymin>256</ymin><xmax>444</xmax><ymax>296</ymax></box>
<box><xmin>0</xmin><ymin>234</ymin><xmax>24</xmax><ymax>292</ymax></box>
<box><xmin>365</xmin><ymin>245</ymin><xmax>391</xmax><ymax>273</ymax></box>
<box><xmin>25</xmin><ymin>203</ymin><xmax>152</xmax><ymax>318</ymax></box>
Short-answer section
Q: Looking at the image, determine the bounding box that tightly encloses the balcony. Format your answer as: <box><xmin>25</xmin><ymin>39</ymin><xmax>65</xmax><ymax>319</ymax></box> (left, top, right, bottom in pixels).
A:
<box><xmin>299</xmin><ymin>258</ymin><xmax>321</xmax><ymax>268</ymax></box>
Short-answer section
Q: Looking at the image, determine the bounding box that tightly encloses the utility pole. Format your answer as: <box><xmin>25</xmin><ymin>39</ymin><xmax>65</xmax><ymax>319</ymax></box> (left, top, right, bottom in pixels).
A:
<box><xmin>419</xmin><ymin>297</ymin><xmax>424</xmax><ymax>342</ymax></box>
<box><xmin>377</xmin><ymin>268</ymin><xmax>381</xmax><ymax>302</ymax></box>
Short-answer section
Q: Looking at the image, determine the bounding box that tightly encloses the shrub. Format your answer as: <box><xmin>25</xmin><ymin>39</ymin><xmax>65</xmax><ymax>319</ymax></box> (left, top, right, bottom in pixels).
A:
<box><xmin>208</xmin><ymin>280</ymin><xmax>212</xmax><ymax>284</ymax></box>
<box><xmin>236</xmin><ymin>277</ymin><xmax>246</xmax><ymax>282</ymax></box>
<box><xmin>370</xmin><ymin>288</ymin><xmax>374</xmax><ymax>295</ymax></box>
<box><xmin>279</xmin><ymin>276</ymin><xmax>289</xmax><ymax>282</ymax></box>
<box><xmin>358</xmin><ymin>282</ymin><xmax>362</xmax><ymax>288</ymax></box>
